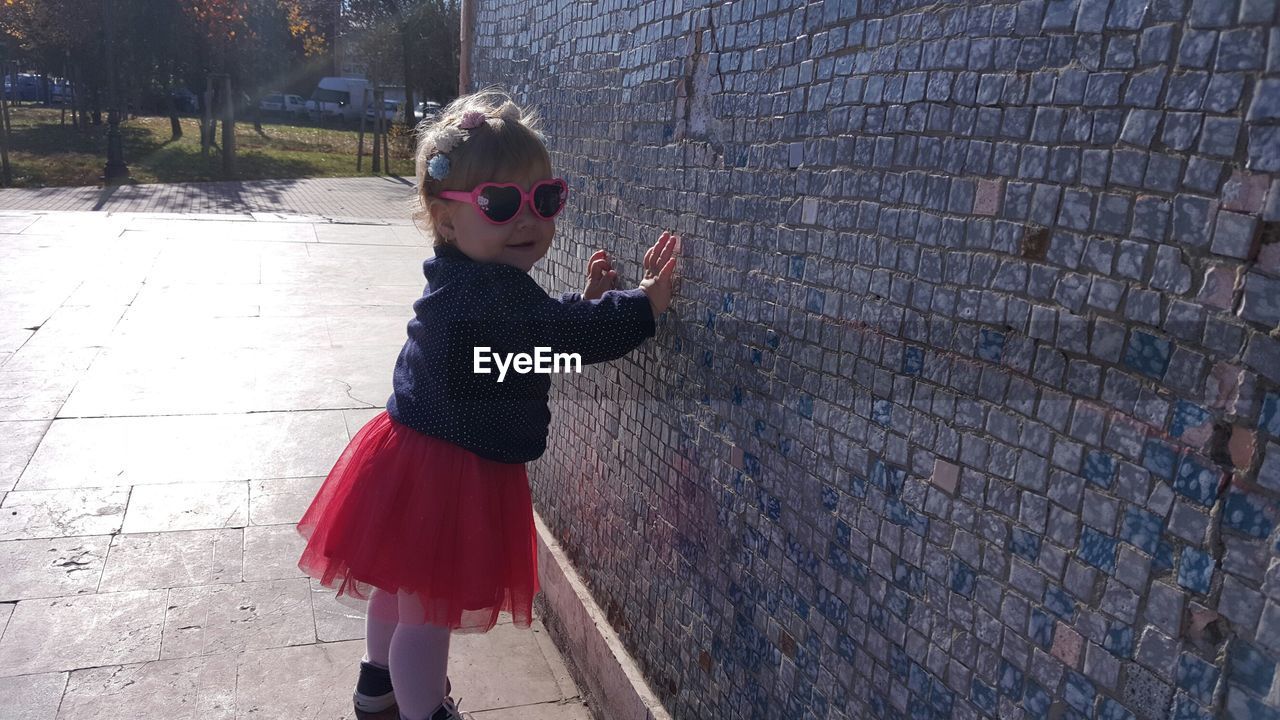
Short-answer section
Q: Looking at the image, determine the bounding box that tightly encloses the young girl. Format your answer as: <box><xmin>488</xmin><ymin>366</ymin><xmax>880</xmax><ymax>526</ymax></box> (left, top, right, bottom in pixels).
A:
<box><xmin>296</xmin><ymin>88</ymin><xmax>678</xmax><ymax>720</ymax></box>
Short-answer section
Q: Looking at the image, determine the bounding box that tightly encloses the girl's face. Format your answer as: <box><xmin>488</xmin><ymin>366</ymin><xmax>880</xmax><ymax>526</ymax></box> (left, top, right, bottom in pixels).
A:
<box><xmin>433</xmin><ymin>168</ymin><xmax>556</xmax><ymax>273</ymax></box>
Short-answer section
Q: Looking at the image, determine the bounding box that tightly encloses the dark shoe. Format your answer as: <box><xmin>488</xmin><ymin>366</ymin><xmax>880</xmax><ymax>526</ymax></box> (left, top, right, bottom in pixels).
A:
<box><xmin>426</xmin><ymin>696</ymin><xmax>470</xmax><ymax>720</ymax></box>
<box><xmin>355</xmin><ymin>661</ymin><xmax>452</xmax><ymax>715</ymax></box>
<box><xmin>354</xmin><ymin>660</ymin><xmax>395</xmax><ymax>713</ymax></box>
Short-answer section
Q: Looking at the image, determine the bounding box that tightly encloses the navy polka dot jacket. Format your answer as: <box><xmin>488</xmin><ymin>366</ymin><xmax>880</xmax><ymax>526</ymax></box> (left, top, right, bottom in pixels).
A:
<box><xmin>387</xmin><ymin>242</ymin><xmax>656</xmax><ymax>463</ymax></box>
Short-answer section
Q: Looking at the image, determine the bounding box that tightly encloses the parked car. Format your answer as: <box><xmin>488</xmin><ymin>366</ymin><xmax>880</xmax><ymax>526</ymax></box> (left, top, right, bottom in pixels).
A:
<box><xmin>259</xmin><ymin>92</ymin><xmax>307</xmax><ymax>116</ymax></box>
<box><xmin>170</xmin><ymin>87</ymin><xmax>198</xmax><ymax>112</ymax></box>
<box><xmin>418</xmin><ymin>101</ymin><xmax>441</xmax><ymax>118</ymax></box>
<box><xmin>48</xmin><ymin>80</ymin><xmax>74</xmax><ymax>105</ymax></box>
<box><xmin>305</xmin><ymin>97</ymin><xmax>343</xmax><ymax>122</ymax></box>
<box><xmin>3</xmin><ymin>73</ymin><xmax>41</xmax><ymax>101</ymax></box>
<box><xmin>364</xmin><ymin>99</ymin><xmax>401</xmax><ymax>123</ymax></box>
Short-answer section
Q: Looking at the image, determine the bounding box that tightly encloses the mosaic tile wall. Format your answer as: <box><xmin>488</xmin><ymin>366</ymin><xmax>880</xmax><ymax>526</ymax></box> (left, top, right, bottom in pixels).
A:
<box><xmin>470</xmin><ymin>1</ymin><xmax>1280</xmax><ymax>718</ymax></box>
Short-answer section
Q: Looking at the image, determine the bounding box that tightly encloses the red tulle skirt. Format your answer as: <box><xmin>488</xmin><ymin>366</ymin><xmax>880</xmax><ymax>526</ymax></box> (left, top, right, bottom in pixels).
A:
<box><xmin>297</xmin><ymin>411</ymin><xmax>538</xmax><ymax>633</ymax></box>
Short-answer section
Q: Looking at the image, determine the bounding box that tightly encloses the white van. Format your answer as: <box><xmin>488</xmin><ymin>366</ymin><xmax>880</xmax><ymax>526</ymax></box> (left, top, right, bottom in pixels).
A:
<box><xmin>307</xmin><ymin>77</ymin><xmax>369</xmax><ymax>123</ymax></box>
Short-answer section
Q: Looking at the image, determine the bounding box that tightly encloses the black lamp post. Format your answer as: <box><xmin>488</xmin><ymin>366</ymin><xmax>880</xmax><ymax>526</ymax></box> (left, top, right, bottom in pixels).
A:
<box><xmin>102</xmin><ymin>0</ymin><xmax>129</xmax><ymax>183</ymax></box>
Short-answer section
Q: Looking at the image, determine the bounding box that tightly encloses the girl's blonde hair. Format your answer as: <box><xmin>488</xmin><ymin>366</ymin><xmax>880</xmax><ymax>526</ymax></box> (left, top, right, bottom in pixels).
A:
<box><xmin>414</xmin><ymin>88</ymin><xmax>551</xmax><ymax>246</ymax></box>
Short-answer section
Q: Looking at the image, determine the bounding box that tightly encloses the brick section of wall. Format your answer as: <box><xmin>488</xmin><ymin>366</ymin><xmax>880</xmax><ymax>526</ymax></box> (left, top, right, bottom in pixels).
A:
<box><xmin>473</xmin><ymin>2</ymin><xmax>1280</xmax><ymax>719</ymax></box>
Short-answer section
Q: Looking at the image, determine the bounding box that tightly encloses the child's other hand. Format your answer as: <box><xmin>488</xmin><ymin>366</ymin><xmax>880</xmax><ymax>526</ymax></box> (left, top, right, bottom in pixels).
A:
<box><xmin>581</xmin><ymin>249</ymin><xmax>617</xmax><ymax>301</ymax></box>
<box><xmin>639</xmin><ymin>231</ymin><xmax>679</xmax><ymax>316</ymax></box>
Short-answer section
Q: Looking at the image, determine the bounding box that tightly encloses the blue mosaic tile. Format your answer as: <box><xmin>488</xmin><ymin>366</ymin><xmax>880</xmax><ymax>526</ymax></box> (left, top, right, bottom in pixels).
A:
<box><xmin>849</xmin><ymin>474</ymin><xmax>867</xmax><ymax>498</ymax></box>
<box><xmin>1174</xmin><ymin>455</ymin><xmax>1223</xmax><ymax>507</ymax></box>
<box><xmin>999</xmin><ymin>658</ymin><xmax>1024</xmax><ymax>699</ymax></box>
<box><xmin>1262</xmin><ymin>391</ymin><xmax>1280</xmax><ymax>436</ymax></box>
<box><xmin>742</xmin><ymin>526</ymin><xmax>768</xmax><ymax>556</ymax></box>
<box><xmin>821</xmin><ymin>484</ymin><xmax>838</xmax><ymax>512</ymax></box>
<box><xmin>798</xmin><ymin>394</ymin><xmax>814</xmax><ymax>419</ymax></box>
<box><xmin>890</xmin><ymin>644</ymin><xmax>910</xmax><ymax>679</ymax></box>
<box><xmin>766</xmin><ymin>330</ymin><xmax>780</xmax><ymax>349</ymax></box>
<box><xmin>1143</xmin><ymin>439</ymin><xmax>1179</xmax><ymax>481</ymax></box>
<box><xmin>701</xmin><ymin>349</ymin><xmax>713</xmax><ymax>368</ymax></box>
<box><xmin>1177</xmin><ymin>547</ymin><xmax>1215</xmax><ymax>594</ymax></box>
<box><xmin>732</xmin><ymin>385</ymin><xmax>743</xmax><ymax>405</ymax></box>
<box><xmin>885</xmin><ymin>586</ymin><xmax>913</xmax><ymax>620</ymax></box>
<box><xmin>873</xmin><ymin>398</ymin><xmax>892</xmax><ymax>427</ymax></box>
<box><xmin>1099</xmin><ymin>697</ymin><xmax>1137</xmax><ymax>720</ymax></box>
<box><xmin>894</xmin><ymin>559</ymin><xmax>925</xmax><ymax>596</ymax></box>
<box><xmin>789</xmin><ymin>255</ymin><xmax>805</xmax><ymax>279</ymax></box>
<box><xmin>1064</xmin><ymin>671</ymin><xmax>1096</xmax><ymax>714</ymax></box>
<box><xmin>1045</xmin><ymin>585</ymin><xmax>1076</xmax><ymax>620</ymax></box>
<box><xmin>871</xmin><ymin>460</ymin><xmax>906</xmax><ymax>496</ymax></box>
<box><xmin>761</xmin><ymin>492</ymin><xmax>781</xmax><ymax>521</ymax></box>
<box><xmin>1230</xmin><ymin>640</ymin><xmax>1277</xmax><ymax>697</ymax></box>
<box><xmin>817</xmin><ymin>587</ymin><xmax>848</xmax><ymax>625</ymax></box>
<box><xmin>951</xmin><ymin>559</ymin><xmax>976</xmax><ymax>598</ymax></box>
<box><xmin>1171</xmin><ymin>694</ymin><xmax>1213</xmax><ymax>720</ymax></box>
<box><xmin>1223</xmin><ymin>491</ymin><xmax>1275</xmax><ymax>538</ymax></box>
<box><xmin>730</xmin><ymin>611</ymin><xmax>769</xmax><ymax>672</ymax></box>
<box><xmin>1123</xmin><ymin>330</ymin><xmax>1172</xmax><ymax>379</ymax></box>
<box><xmin>1029</xmin><ymin>608</ymin><xmax>1055</xmax><ymax>649</ymax></box>
<box><xmin>1225</xmin><ymin>693</ymin><xmax>1280</xmax><ymax>720</ymax></box>
<box><xmin>887</xmin><ymin>499</ymin><xmax>930</xmax><ymax>536</ymax></box>
<box><xmin>1080</xmin><ymin>526</ymin><xmax>1120</xmax><ymax>573</ymax></box>
<box><xmin>903</xmin><ymin>345</ymin><xmax>924</xmax><ymax>376</ymax></box>
<box><xmin>1084</xmin><ymin>449</ymin><xmax>1117</xmax><ymax>488</ymax></box>
<box><xmin>743</xmin><ymin>453</ymin><xmax>761</xmax><ymax>476</ymax></box>
<box><xmin>780</xmin><ymin>582</ymin><xmax>811</xmax><ymax>619</ymax></box>
<box><xmin>1024</xmin><ymin>681</ymin><xmax>1051</xmax><ymax>719</ymax></box>
<box><xmin>1011</xmin><ymin>527</ymin><xmax>1042</xmax><ymax>562</ymax></box>
<box><xmin>971</xmin><ymin>678</ymin><xmax>998</xmax><ymax>715</ymax></box>
<box><xmin>908</xmin><ymin>661</ymin><xmax>930</xmax><ymax>696</ymax></box>
<box><xmin>1120</xmin><ymin>506</ymin><xmax>1163</xmax><ymax>554</ymax></box>
<box><xmin>834</xmin><ymin>520</ymin><xmax>851</xmax><ymax>547</ymax></box>
<box><xmin>930</xmin><ymin>679</ymin><xmax>955</xmax><ymax>717</ymax></box>
<box><xmin>806</xmin><ymin>287</ymin><xmax>825</xmax><ymax>314</ymax></box>
<box><xmin>868</xmin><ymin>693</ymin><xmax>894</xmax><ymax>720</ymax></box>
<box><xmin>1154</xmin><ymin>538</ymin><xmax>1176</xmax><ymax>571</ymax></box>
<box><xmin>837</xmin><ymin>633</ymin><xmax>858</xmax><ymax>663</ymax></box>
<box><xmin>1105</xmin><ymin>624</ymin><xmax>1134</xmax><ymax>658</ymax></box>
<box><xmin>978</xmin><ymin>328</ymin><xmax>1006</xmax><ymax>362</ymax></box>
<box><xmin>784</xmin><ymin>536</ymin><xmax>819</xmax><ymax>579</ymax></box>
<box><xmin>1176</xmin><ymin>653</ymin><xmax>1220</xmax><ymax>705</ymax></box>
<box><xmin>1170</xmin><ymin>400</ymin><xmax>1211</xmax><ymax>439</ymax></box>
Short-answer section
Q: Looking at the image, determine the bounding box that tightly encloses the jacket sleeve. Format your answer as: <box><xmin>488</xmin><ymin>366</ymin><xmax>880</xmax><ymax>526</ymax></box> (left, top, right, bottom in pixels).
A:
<box><xmin>484</xmin><ymin>264</ymin><xmax>656</xmax><ymax>365</ymax></box>
<box><xmin>560</xmin><ymin>291</ymin><xmax>583</xmax><ymax>304</ymax></box>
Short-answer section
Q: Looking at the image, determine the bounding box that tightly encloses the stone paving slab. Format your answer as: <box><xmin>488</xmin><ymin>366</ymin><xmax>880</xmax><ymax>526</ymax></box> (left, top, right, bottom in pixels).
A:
<box><xmin>18</xmin><ymin>412</ymin><xmax>349</xmax><ymax>491</ymax></box>
<box><xmin>0</xmin><ymin>208</ymin><xmax>590</xmax><ymax>719</ymax></box>
<box><xmin>0</xmin><ymin>671</ymin><xmax>68</xmax><ymax>720</ymax></box>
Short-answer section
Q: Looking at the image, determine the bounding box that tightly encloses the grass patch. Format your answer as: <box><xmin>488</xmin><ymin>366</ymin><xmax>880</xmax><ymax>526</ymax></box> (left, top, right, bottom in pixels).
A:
<box><xmin>0</xmin><ymin>107</ymin><xmax>414</xmax><ymax>188</ymax></box>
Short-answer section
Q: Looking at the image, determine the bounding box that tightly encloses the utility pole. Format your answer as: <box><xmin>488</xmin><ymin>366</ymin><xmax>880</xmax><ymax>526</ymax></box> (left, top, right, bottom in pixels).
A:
<box><xmin>102</xmin><ymin>0</ymin><xmax>129</xmax><ymax>183</ymax></box>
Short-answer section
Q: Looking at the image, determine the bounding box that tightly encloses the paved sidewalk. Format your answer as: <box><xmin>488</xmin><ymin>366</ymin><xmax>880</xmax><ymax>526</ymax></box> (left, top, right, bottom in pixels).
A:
<box><xmin>0</xmin><ymin>176</ymin><xmax>418</xmax><ymax>220</ymax></box>
<box><xmin>0</xmin><ymin>208</ymin><xmax>591</xmax><ymax>719</ymax></box>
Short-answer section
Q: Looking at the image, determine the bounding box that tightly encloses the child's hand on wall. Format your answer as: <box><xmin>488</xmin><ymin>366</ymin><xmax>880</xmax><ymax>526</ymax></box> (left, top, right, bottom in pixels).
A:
<box><xmin>639</xmin><ymin>231</ymin><xmax>679</xmax><ymax>316</ymax></box>
<box><xmin>581</xmin><ymin>249</ymin><xmax>617</xmax><ymax>301</ymax></box>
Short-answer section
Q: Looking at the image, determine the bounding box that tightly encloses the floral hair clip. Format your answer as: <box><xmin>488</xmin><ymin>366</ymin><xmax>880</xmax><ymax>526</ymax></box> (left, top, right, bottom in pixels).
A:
<box><xmin>424</xmin><ymin>105</ymin><xmax>521</xmax><ymax>182</ymax></box>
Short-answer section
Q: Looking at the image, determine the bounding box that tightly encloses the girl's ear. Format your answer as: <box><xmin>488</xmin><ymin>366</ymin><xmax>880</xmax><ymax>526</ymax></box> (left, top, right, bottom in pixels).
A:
<box><xmin>427</xmin><ymin>198</ymin><xmax>456</xmax><ymax>243</ymax></box>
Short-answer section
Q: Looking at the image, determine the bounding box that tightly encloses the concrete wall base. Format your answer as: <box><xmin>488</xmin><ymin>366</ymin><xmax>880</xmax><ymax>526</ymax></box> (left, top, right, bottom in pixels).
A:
<box><xmin>534</xmin><ymin>510</ymin><xmax>672</xmax><ymax>720</ymax></box>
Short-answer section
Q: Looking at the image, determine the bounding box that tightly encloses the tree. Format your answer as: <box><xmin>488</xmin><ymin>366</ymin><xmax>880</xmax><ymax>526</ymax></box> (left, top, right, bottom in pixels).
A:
<box><xmin>343</xmin><ymin>0</ymin><xmax>460</xmax><ymax>125</ymax></box>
